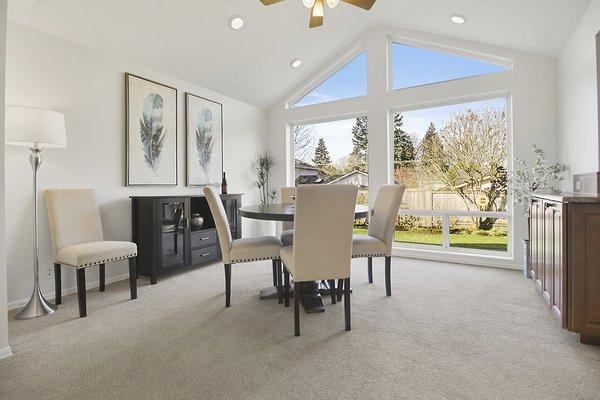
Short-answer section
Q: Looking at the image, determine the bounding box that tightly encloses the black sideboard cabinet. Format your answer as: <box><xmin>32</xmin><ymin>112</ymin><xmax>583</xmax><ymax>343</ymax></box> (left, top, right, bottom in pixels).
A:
<box><xmin>131</xmin><ymin>194</ymin><xmax>242</xmax><ymax>284</ymax></box>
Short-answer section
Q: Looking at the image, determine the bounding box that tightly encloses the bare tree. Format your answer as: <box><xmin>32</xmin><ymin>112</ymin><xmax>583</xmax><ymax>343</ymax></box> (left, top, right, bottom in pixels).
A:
<box><xmin>294</xmin><ymin>125</ymin><xmax>316</xmax><ymax>162</ymax></box>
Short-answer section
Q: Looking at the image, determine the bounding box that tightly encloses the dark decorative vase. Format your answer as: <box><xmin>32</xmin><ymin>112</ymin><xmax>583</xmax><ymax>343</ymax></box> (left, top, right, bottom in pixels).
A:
<box><xmin>221</xmin><ymin>172</ymin><xmax>228</xmax><ymax>194</ymax></box>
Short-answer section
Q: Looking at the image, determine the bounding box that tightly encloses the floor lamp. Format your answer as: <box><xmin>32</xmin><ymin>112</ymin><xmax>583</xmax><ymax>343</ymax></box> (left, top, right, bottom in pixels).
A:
<box><xmin>6</xmin><ymin>107</ymin><xmax>67</xmax><ymax>319</ymax></box>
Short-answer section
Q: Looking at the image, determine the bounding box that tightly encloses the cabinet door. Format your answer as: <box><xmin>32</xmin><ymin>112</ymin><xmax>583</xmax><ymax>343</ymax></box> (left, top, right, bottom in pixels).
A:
<box><xmin>550</xmin><ymin>204</ymin><xmax>564</xmax><ymax>323</ymax></box>
<box><xmin>543</xmin><ymin>202</ymin><xmax>554</xmax><ymax>305</ymax></box>
<box><xmin>156</xmin><ymin>198</ymin><xmax>190</xmax><ymax>271</ymax></box>
<box><xmin>530</xmin><ymin>199</ymin><xmax>543</xmax><ymax>291</ymax></box>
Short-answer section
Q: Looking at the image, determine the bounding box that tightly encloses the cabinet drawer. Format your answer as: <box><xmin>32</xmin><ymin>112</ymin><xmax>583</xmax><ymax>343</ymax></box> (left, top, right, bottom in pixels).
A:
<box><xmin>191</xmin><ymin>229</ymin><xmax>217</xmax><ymax>249</ymax></box>
<box><xmin>191</xmin><ymin>245</ymin><xmax>219</xmax><ymax>265</ymax></box>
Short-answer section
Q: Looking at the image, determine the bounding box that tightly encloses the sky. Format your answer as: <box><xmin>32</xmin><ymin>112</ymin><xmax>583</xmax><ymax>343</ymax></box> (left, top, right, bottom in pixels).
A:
<box><xmin>295</xmin><ymin>43</ymin><xmax>507</xmax><ymax>164</ymax></box>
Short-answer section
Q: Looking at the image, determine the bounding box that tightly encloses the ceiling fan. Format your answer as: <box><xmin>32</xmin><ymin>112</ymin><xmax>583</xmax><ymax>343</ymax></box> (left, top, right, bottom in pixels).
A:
<box><xmin>260</xmin><ymin>0</ymin><xmax>376</xmax><ymax>28</ymax></box>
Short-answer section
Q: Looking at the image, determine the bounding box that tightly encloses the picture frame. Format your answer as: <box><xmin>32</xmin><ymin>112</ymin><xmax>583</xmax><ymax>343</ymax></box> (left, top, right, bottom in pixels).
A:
<box><xmin>125</xmin><ymin>73</ymin><xmax>178</xmax><ymax>186</ymax></box>
<box><xmin>185</xmin><ymin>93</ymin><xmax>223</xmax><ymax>187</ymax></box>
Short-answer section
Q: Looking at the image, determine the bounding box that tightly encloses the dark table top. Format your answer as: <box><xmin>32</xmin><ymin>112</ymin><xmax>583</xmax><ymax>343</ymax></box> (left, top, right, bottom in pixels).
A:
<box><xmin>239</xmin><ymin>203</ymin><xmax>370</xmax><ymax>222</ymax></box>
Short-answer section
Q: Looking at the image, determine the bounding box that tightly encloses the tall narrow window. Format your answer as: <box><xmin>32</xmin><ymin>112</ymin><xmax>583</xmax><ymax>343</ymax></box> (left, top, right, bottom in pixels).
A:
<box><xmin>392</xmin><ymin>43</ymin><xmax>507</xmax><ymax>91</ymax></box>
<box><xmin>292</xmin><ymin>51</ymin><xmax>367</xmax><ymax>108</ymax></box>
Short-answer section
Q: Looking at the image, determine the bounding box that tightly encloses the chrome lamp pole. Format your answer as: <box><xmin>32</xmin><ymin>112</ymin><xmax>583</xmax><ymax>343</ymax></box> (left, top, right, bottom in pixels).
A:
<box><xmin>6</xmin><ymin>107</ymin><xmax>67</xmax><ymax>320</ymax></box>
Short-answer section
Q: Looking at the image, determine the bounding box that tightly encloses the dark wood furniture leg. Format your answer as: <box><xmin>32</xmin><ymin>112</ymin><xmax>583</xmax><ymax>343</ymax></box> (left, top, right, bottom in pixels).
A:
<box><xmin>385</xmin><ymin>256</ymin><xmax>391</xmax><ymax>297</ymax></box>
<box><xmin>328</xmin><ymin>280</ymin><xmax>336</xmax><ymax>304</ymax></box>
<box><xmin>276</xmin><ymin>260</ymin><xmax>283</xmax><ymax>304</ymax></box>
<box><xmin>294</xmin><ymin>281</ymin><xmax>300</xmax><ymax>337</ymax></box>
<box><xmin>76</xmin><ymin>269</ymin><xmax>87</xmax><ymax>318</ymax></box>
<box><xmin>129</xmin><ymin>258</ymin><xmax>138</xmax><ymax>300</ymax></box>
<box><xmin>150</xmin><ymin>275</ymin><xmax>157</xmax><ymax>285</ymax></box>
<box><xmin>272</xmin><ymin>259</ymin><xmax>277</xmax><ymax>287</ymax></box>
<box><xmin>337</xmin><ymin>278</ymin><xmax>344</xmax><ymax>302</ymax></box>
<box><xmin>224</xmin><ymin>264</ymin><xmax>231</xmax><ymax>308</ymax></box>
<box><xmin>54</xmin><ymin>263</ymin><xmax>61</xmax><ymax>305</ymax></box>
<box><xmin>344</xmin><ymin>277</ymin><xmax>351</xmax><ymax>331</ymax></box>
<box><xmin>367</xmin><ymin>257</ymin><xmax>373</xmax><ymax>283</ymax></box>
<box><xmin>99</xmin><ymin>263</ymin><xmax>105</xmax><ymax>292</ymax></box>
<box><xmin>284</xmin><ymin>266</ymin><xmax>290</xmax><ymax>308</ymax></box>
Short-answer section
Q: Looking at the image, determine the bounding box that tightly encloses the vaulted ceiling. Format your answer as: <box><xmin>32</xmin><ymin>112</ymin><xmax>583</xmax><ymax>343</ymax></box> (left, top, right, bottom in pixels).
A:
<box><xmin>8</xmin><ymin>0</ymin><xmax>591</xmax><ymax>109</ymax></box>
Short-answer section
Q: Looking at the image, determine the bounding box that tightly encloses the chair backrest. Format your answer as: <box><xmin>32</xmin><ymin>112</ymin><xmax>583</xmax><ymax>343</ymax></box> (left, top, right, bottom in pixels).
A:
<box><xmin>368</xmin><ymin>185</ymin><xmax>406</xmax><ymax>252</ymax></box>
<box><xmin>280</xmin><ymin>186</ymin><xmax>296</xmax><ymax>231</ymax></box>
<box><xmin>292</xmin><ymin>184</ymin><xmax>358</xmax><ymax>282</ymax></box>
<box><xmin>203</xmin><ymin>186</ymin><xmax>232</xmax><ymax>263</ymax></box>
<box><xmin>44</xmin><ymin>189</ymin><xmax>104</xmax><ymax>253</ymax></box>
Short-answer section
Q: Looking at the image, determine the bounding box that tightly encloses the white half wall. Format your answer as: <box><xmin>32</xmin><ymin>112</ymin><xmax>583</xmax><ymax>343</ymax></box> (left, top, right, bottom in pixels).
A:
<box><xmin>5</xmin><ymin>23</ymin><xmax>269</xmax><ymax>308</ymax></box>
<box><xmin>558</xmin><ymin>0</ymin><xmax>600</xmax><ymax>180</ymax></box>
<box><xmin>0</xmin><ymin>0</ymin><xmax>11</xmax><ymax>358</ymax></box>
<box><xmin>267</xmin><ymin>26</ymin><xmax>559</xmax><ymax>269</ymax></box>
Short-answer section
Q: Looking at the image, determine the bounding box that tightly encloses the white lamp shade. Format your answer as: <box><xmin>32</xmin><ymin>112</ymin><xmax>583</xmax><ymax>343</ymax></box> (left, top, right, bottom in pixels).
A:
<box><xmin>6</xmin><ymin>107</ymin><xmax>67</xmax><ymax>148</ymax></box>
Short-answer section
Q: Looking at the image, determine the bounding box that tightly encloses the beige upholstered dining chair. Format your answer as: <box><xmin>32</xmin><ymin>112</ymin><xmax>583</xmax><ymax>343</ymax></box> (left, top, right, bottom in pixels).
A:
<box><xmin>44</xmin><ymin>189</ymin><xmax>138</xmax><ymax>318</ymax></box>
<box><xmin>280</xmin><ymin>184</ymin><xmax>358</xmax><ymax>336</ymax></box>
<box><xmin>204</xmin><ymin>186</ymin><xmax>283</xmax><ymax>307</ymax></box>
<box><xmin>350</xmin><ymin>184</ymin><xmax>405</xmax><ymax>297</ymax></box>
<box><xmin>280</xmin><ymin>186</ymin><xmax>296</xmax><ymax>247</ymax></box>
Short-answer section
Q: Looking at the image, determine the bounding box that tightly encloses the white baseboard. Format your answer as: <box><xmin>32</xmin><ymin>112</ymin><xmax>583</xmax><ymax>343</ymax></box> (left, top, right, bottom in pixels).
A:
<box><xmin>0</xmin><ymin>346</ymin><xmax>13</xmax><ymax>360</ymax></box>
<box><xmin>393</xmin><ymin>248</ymin><xmax>521</xmax><ymax>270</ymax></box>
<box><xmin>8</xmin><ymin>273</ymin><xmax>130</xmax><ymax>311</ymax></box>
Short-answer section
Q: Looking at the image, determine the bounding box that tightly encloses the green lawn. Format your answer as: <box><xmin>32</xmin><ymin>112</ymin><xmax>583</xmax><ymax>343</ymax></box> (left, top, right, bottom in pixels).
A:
<box><xmin>354</xmin><ymin>228</ymin><xmax>508</xmax><ymax>252</ymax></box>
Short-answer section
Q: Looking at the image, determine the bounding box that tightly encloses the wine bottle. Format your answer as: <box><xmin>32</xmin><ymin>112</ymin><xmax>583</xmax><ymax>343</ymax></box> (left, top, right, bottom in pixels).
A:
<box><xmin>221</xmin><ymin>172</ymin><xmax>228</xmax><ymax>194</ymax></box>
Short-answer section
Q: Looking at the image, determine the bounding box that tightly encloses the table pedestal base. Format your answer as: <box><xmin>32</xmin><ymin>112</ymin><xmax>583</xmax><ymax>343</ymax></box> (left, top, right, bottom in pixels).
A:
<box><xmin>259</xmin><ymin>281</ymin><xmax>350</xmax><ymax>313</ymax></box>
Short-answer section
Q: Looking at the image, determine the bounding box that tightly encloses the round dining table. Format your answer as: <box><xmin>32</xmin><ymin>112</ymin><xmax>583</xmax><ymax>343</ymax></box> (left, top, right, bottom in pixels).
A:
<box><xmin>239</xmin><ymin>203</ymin><xmax>370</xmax><ymax>313</ymax></box>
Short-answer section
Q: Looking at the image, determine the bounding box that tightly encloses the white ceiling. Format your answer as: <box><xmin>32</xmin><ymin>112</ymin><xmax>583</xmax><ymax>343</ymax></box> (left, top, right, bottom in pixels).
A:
<box><xmin>8</xmin><ymin>0</ymin><xmax>591</xmax><ymax>109</ymax></box>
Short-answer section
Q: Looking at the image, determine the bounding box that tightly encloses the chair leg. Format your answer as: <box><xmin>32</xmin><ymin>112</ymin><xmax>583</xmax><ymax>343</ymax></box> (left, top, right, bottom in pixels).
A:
<box><xmin>337</xmin><ymin>278</ymin><xmax>344</xmax><ymax>302</ymax></box>
<box><xmin>129</xmin><ymin>258</ymin><xmax>138</xmax><ymax>300</ymax></box>
<box><xmin>76</xmin><ymin>269</ymin><xmax>87</xmax><ymax>318</ymax></box>
<box><xmin>385</xmin><ymin>256</ymin><xmax>391</xmax><ymax>297</ymax></box>
<box><xmin>328</xmin><ymin>280</ymin><xmax>336</xmax><ymax>304</ymax></box>
<box><xmin>174</xmin><ymin>232</ymin><xmax>178</xmax><ymax>255</ymax></box>
<box><xmin>99</xmin><ymin>263</ymin><xmax>105</xmax><ymax>292</ymax></box>
<box><xmin>367</xmin><ymin>257</ymin><xmax>373</xmax><ymax>283</ymax></box>
<box><xmin>224</xmin><ymin>264</ymin><xmax>232</xmax><ymax>308</ymax></box>
<box><xmin>284</xmin><ymin>266</ymin><xmax>290</xmax><ymax>308</ymax></box>
<box><xmin>54</xmin><ymin>263</ymin><xmax>61</xmax><ymax>305</ymax></box>
<box><xmin>272</xmin><ymin>259</ymin><xmax>277</xmax><ymax>287</ymax></box>
<box><xmin>293</xmin><ymin>281</ymin><xmax>300</xmax><ymax>337</ymax></box>
<box><xmin>344</xmin><ymin>277</ymin><xmax>351</xmax><ymax>331</ymax></box>
<box><xmin>276</xmin><ymin>260</ymin><xmax>283</xmax><ymax>304</ymax></box>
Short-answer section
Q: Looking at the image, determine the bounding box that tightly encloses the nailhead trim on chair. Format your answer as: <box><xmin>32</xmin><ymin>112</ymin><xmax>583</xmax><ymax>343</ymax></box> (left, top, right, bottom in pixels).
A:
<box><xmin>352</xmin><ymin>253</ymin><xmax>388</xmax><ymax>258</ymax></box>
<box><xmin>61</xmin><ymin>253</ymin><xmax>138</xmax><ymax>269</ymax></box>
<box><xmin>232</xmin><ymin>256</ymin><xmax>281</xmax><ymax>264</ymax></box>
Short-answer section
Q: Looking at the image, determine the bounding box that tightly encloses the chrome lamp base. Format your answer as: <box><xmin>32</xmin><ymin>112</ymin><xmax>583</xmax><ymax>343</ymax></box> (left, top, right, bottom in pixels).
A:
<box><xmin>16</xmin><ymin>282</ymin><xmax>57</xmax><ymax>320</ymax></box>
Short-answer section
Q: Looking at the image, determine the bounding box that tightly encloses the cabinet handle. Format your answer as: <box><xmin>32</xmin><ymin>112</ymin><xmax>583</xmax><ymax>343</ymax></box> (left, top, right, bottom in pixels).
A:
<box><xmin>545</xmin><ymin>202</ymin><xmax>556</xmax><ymax>208</ymax></box>
<box><xmin>201</xmin><ymin>237</ymin><xmax>210</xmax><ymax>241</ymax></box>
<box><xmin>201</xmin><ymin>252</ymin><xmax>210</xmax><ymax>257</ymax></box>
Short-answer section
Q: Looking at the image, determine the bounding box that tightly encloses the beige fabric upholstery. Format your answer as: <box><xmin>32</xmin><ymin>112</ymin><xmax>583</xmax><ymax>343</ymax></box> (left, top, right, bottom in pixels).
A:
<box><xmin>280</xmin><ymin>186</ymin><xmax>296</xmax><ymax>233</ymax></box>
<box><xmin>230</xmin><ymin>236</ymin><xmax>282</xmax><ymax>263</ymax></box>
<box><xmin>204</xmin><ymin>186</ymin><xmax>282</xmax><ymax>264</ymax></box>
<box><xmin>44</xmin><ymin>189</ymin><xmax>137</xmax><ymax>268</ymax></box>
<box><xmin>280</xmin><ymin>229</ymin><xmax>294</xmax><ymax>247</ymax></box>
<box><xmin>352</xmin><ymin>184</ymin><xmax>405</xmax><ymax>257</ymax></box>
<box><xmin>281</xmin><ymin>184</ymin><xmax>357</xmax><ymax>282</ymax></box>
<box><xmin>57</xmin><ymin>241</ymin><xmax>137</xmax><ymax>268</ymax></box>
<box><xmin>351</xmin><ymin>235</ymin><xmax>387</xmax><ymax>258</ymax></box>
<box><xmin>204</xmin><ymin>186</ymin><xmax>233</xmax><ymax>263</ymax></box>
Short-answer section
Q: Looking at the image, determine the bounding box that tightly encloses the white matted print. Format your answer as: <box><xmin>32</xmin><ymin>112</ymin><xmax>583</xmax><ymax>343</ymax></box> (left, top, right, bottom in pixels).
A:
<box><xmin>186</xmin><ymin>93</ymin><xmax>223</xmax><ymax>186</ymax></box>
<box><xmin>126</xmin><ymin>73</ymin><xmax>177</xmax><ymax>186</ymax></box>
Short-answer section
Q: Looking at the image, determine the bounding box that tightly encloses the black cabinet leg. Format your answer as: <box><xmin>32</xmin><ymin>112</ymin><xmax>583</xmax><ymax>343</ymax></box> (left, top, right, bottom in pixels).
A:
<box><xmin>344</xmin><ymin>277</ymin><xmax>351</xmax><ymax>331</ymax></box>
<box><xmin>99</xmin><ymin>263</ymin><xmax>105</xmax><ymax>292</ymax></box>
<box><xmin>284</xmin><ymin>266</ymin><xmax>290</xmax><ymax>308</ymax></box>
<box><xmin>328</xmin><ymin>280</ymin><xmax>336</xmax><ymax>304</ymax></box>
<box><xmin>174</xmin><ymin>232</ymin><xmax>178</xmax><ymax>255</ymax></box>
<box><xmin>272</xmin><ymin>259</ymin><xmax>277</xmax><ymax>287</ymax></box>
<box><xmin>294</xmin><ymin>281</ymin><xmax>300</xmax><ymax>337</ymax></box>
<box><xmin>150</xmin><ymin>275</ymin><xmax>157</xmax><ymax>285</ymax></box>
<box><xmin>76</xmin><ymin>269</ymin><xmax>87</xmax><ymax>318</ymax></box>
<box><xmin>224</xmin><ymin>264</ymin><xmax>232</xmax><ymax>308</ymax></box>
<box><xmin>54</xmin><ymin>263</ymin><xmax>61</xmax><ymax>305</ymax></box>
<box><xmin>129</xmin><ymin>258</ymin><xmax>138</xmax><ymax>300</ymax></box>
<box><xmin>385</xmin><ymin>256</ymin><xmax>391</xmax><ymax>297</ymax></box>
<box><xmin>367</xmin><ymin>257</ymin><xmax>373</xmax><ymax>283</ymax></box>
<box><xmin>337</xmin><ymin>278</ymin><xmax>344</xmax><ymax>302</ymax></box>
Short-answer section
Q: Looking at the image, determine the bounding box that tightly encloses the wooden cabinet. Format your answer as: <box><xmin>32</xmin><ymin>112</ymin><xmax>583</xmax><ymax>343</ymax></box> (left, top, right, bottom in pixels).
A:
<box><xmin>131</xmin><ymin>194</ymin><xmax>242</xmax><ymax>284</ymax></box>
<box><xmin>530</xmin><ymin>194</ymin><xmax>600</xmax><ymax>344</ymax></box>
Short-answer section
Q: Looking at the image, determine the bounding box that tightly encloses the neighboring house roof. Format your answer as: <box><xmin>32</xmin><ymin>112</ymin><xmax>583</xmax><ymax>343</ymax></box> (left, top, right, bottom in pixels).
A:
<box><xmin>327</xmin><ymin>170</ymin><xmax>368</xmax><ymax>185</ymax></box>
<box><xmin>296</xmin><ymin>175</ymin><xmax>325</xmax><ymax>185</ymax></box>
<box><xmin>294</xmin><ymin>159</ymin><xmax>318</xmax><ymax>171</ymax></box>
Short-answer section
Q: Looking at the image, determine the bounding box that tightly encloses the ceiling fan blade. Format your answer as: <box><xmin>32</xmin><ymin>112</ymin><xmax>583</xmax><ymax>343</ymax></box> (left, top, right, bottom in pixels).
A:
<box><xmin>309</xmin><ymin>0</ymin><xmax>324</xmax><ymax>28</ymax></box>
<box><xmin>341</xmin><ymin>0</ymin><xmax>376</xmax><ymax>10</ymax></box>
<box><xmin>260</xmin><ymin>0</ymin><xmax>286</xmax><ymax>5</ymax></box>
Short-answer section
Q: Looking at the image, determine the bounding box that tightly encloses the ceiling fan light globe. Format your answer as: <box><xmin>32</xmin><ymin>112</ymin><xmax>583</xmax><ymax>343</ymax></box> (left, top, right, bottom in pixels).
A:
<box><xmin>303</xmin><ymin>0</ymin><xmax>316</xmax><ymax>8</ymax></box>
<box><xmin>326</xmin><ymin>0</ymin><xmax>340</xmax><ymax>8</ymax></box>
<box><xmin>313</xmin><ymin>0</ymin><xmax>324</xmax><ymax>16</ymax></box>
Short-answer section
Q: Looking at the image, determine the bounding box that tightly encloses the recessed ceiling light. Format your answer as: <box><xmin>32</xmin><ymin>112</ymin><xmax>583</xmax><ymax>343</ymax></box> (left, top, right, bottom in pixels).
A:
<box><xmin>229</xmin><ymin>16</ymin><xmax>244</xmax><ymax>30</ymax></box>
<box><xmin>290</xmin><ymin>59</ymin><xmax>302</xmax><ymax>69</ymax></box>
<box><xmin>450</xmin><ymin>14</ymin><xmax>467</xmax><ymax>24</ymax></box>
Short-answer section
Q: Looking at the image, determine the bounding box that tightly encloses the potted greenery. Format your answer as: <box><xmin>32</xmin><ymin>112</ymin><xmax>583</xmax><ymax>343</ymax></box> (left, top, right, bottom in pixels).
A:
<box><xmin>253</xmin><ymin>152</ymin><xmax>278</xmax><ymax>205</ymax></box>
<box><xmin>509</xmin><ymin>144</ymin><xmax>567</xmax><ymax>277</ymax></box>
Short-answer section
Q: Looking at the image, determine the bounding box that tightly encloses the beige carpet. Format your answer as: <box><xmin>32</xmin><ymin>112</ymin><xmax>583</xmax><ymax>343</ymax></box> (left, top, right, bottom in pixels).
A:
<box><xmin>1</xmin><ymin>257</ymin><xmax>599</xmax><ymax>400</ymax></box>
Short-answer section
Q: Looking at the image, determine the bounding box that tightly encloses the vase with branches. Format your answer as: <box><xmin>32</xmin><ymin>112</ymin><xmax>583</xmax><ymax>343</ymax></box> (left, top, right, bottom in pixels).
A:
<box><xmin>253</xmin><ymin>152</ymin><xmax>278</xmax><ymax>205</ymax></box>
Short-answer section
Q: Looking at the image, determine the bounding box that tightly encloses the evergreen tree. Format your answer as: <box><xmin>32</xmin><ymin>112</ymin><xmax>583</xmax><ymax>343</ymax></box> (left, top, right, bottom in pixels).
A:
<box><xmin>419</xmin><ymin>122</ymin><xmax>444</xmax><ymax>167</ymax></box>
<box><xmin>351</xmin><ymin>116</ymin><xmax>368</xmax><ymax>172</ymax></box>
<box><xmin>312</xmin><ymin>137</ymin><xmax>332</xmax><ymax>167</ymax></box>
<box><xmin>393</xmin><ymin>114</ymin><xmax>415</xmax><ymax>168</ymax></box>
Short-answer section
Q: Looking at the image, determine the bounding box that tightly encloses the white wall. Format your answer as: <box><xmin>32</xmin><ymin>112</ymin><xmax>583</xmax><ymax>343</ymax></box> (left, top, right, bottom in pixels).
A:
<box><xmin>0</xmin><ymin>0</ymin><xmax>11</xmax><ymax>359</ymax></box>
<box><xmin>267</xmin><ymin>26</ymin><xmax>559</xmax><ymax>269</ymax></box>
<box><xmin>5</xmin><ymin>23</ymin><xmax>268</xmax><ymax>307</ymax></box>
<box><xmin>558</xmin><ymin>0</ymin><xmax>600</xmax><ymax>181</ymax></box>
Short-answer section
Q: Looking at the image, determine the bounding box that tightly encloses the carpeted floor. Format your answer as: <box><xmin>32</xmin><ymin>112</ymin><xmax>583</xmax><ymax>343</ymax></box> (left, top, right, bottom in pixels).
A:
<box><xmin>1</xmin><ymin>257</ymin><xmax>599</xmax><ymax>400</ymax></box>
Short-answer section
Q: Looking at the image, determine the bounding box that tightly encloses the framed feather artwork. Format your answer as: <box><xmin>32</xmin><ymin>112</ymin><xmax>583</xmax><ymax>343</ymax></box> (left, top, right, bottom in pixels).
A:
<box><xmin>126</xmin><ymin>73</ymin><xmax>178</xmax><ymax>186</ymax></box>
<box><xmin>185</xmin><ymin>93</ymin><xmax>223</xmax><ymax>187</ymax></box>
